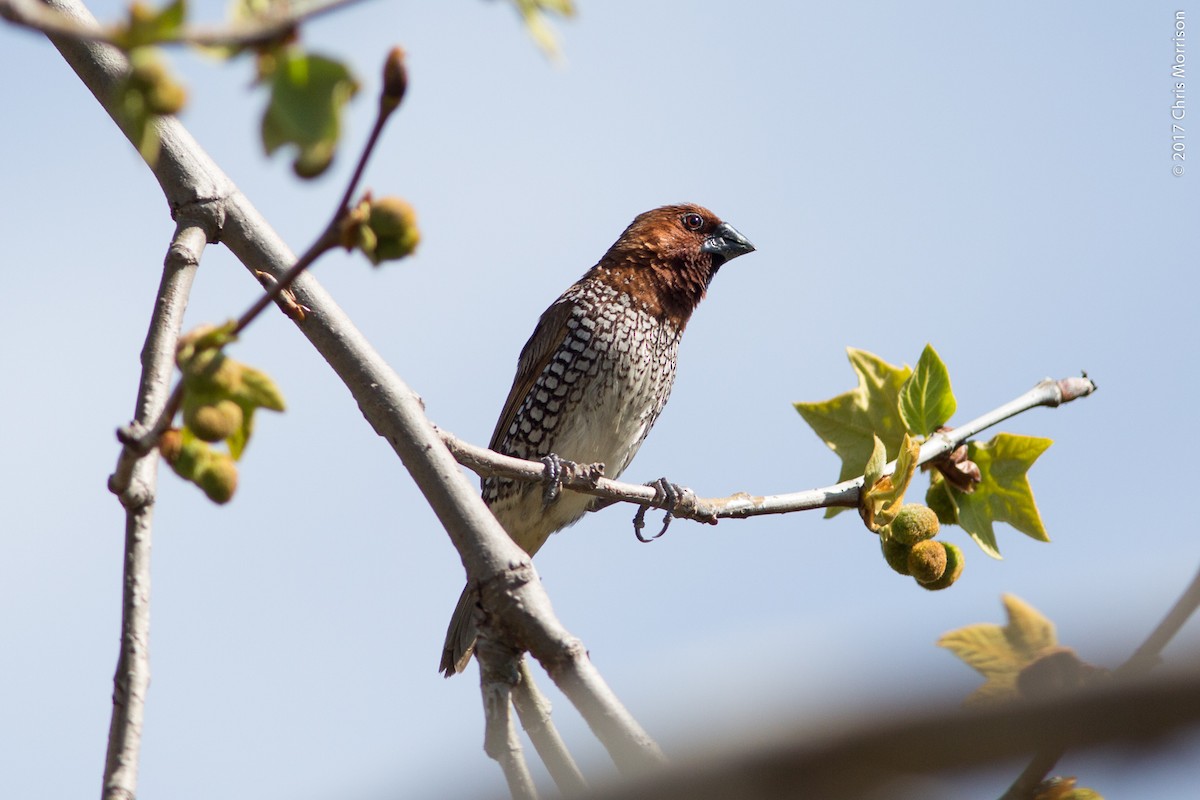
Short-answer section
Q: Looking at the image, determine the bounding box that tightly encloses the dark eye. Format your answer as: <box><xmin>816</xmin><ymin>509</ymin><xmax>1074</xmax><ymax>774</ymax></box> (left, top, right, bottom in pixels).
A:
<box><xmin>682</xmin><ymin>212</ymin><xmax>704</xmax><ymax>231</ymax></box>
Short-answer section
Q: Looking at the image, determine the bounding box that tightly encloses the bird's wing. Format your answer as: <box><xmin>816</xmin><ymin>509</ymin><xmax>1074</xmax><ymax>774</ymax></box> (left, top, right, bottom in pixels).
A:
<box><xmin>487</xmin><ymin>293</ymin><xmax>577</xmax><ymax>452</ymax></box>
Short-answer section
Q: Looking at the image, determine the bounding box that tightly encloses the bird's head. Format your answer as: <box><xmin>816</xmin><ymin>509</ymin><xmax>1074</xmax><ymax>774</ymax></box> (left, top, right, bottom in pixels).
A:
<box><xmin>595</xmin><ymin>203</ymin><xmax>755</xmax><ymax>326</ymax></box>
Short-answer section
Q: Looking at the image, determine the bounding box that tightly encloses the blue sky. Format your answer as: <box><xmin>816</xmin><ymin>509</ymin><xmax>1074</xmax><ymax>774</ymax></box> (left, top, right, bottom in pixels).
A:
<box><xmin>3</xmin><ymin>2</ymin><xmax>1198</xmax><ymax>797</ymax></box>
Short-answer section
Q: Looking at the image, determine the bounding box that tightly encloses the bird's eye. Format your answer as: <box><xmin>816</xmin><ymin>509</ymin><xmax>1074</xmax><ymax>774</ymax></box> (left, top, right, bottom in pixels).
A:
<box><xmin>682</xmin><ymin>213</ymin><xmax>704</xmax><ymax>231</ymax></box>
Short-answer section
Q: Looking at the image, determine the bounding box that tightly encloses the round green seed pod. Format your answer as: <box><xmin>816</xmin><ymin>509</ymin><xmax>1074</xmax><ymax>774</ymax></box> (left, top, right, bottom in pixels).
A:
<box><xmin>918</xmin><ymin>542</ymin><xmax>964</xmax><ymax>591</ymax></box>
<box><xmin>908</xmin><ymin>539</ymin><xmax>947</xmax><ymax>584</ymax></box>
<box><xmin>880</xmin><ymin>537</ymin><xmax>912</xmax><ymax>575</ymax></box>
<box><xmin>184</xmin><ymin>397</ymin><xmax>243</xmax><ymax>442</ymax></box>
<box><xmin>196</xmin><ymin>452</ymin><xmax>238</xmax><ymax>505</ymax></box>
<box><xmin>890</xmin><ymin>504</ymin><xmax>940</xmax><ymax>545</ymax></box>
<box><xmin>367</xmin><ymin>197</ymin><xmax>420</xmax><ymax>263</ymax></box>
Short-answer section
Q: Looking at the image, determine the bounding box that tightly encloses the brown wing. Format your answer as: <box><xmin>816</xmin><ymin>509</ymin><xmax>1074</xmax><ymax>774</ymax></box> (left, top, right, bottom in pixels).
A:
<box><xmin>487</xmin><ymin>292</ymin><xmax>577</xmax><ymax>452</ymax></box>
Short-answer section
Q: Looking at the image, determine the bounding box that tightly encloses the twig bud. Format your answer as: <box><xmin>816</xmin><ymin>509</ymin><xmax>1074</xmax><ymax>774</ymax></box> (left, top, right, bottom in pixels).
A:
<box><xmin>380</xmin><ymin>47</ymin><xmax>408</xmax><ymax>115</ymax></box>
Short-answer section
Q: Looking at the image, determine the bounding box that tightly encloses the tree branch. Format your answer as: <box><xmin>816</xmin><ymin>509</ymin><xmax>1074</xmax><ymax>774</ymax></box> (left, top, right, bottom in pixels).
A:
<box><xmin>579</xmin><ymin>668</ymin><xmax>1200</xmax><ymax>800</ymax></box>
<box><xmin>481</xmin><ymin>564</ymin><xmax>667</xmax><ymax>775</ymax></box>
<box><xmin>1000</xmin><ymin>562</ymin><xmax>1200</xmax><ymax>799</ymax></box>
<box><xmin>41</xmin><ymin>0</ymin><xmax>665</xmax><ymax>786</ymax></box>
<box><xmin>477</xmin><ymin>637</ymin><xmax>538</xmax><ymax>800</ymax></box>
<box><xmin>2</xmin><ymin>0</ymin><xmax>373</xmax><ymax>48</ymax></box>
<box><xmin>439</xmin><ymin>375</ymin><xmax>1097</xmax><ymax>525</ymax></box>
<box><xmin>102</xmin><ymin>221</ymin><xmax>206</xmax><ymax>800</ymax></box>
<box><xmin>512</xmin><ymin>658</ymin><xmax>588</xmax><ymax>795</ymax></box>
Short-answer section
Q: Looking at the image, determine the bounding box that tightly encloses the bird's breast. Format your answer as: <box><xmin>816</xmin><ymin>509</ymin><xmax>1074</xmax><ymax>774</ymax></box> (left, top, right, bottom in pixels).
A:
<box><xmin>485</xmin><ymin>281</ymin><xmax>683</xmax><ymax>553</ymax></box>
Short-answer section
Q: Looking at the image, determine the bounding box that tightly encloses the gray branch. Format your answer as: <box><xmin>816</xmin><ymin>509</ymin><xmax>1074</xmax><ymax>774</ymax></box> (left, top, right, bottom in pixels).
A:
<box><xmin>36</xmin><ymin>0</ymin><xmax>665</xmax><ymax>789</ymax></box>
<box><xmin>102</xmin><ymin>222</ymin><xmax>205</xmax><ymax>800</ymax></box>
<box><xmin>440</xmin><ymin>376</ymin><xmax>1097</xmax><ymax>524</ymax></box>
<box><xmin>579</xmin><ymin>668</ymin><xmax>1200</xmax><ymax>800</ymax></box>
<box><xmin>512</xmin><ymin>658</ymin><xmax>587</xmax><ymax>795</ymax></box>
<box><xmin>2</xmin><ymin>0</ymin><xmax>372</xmax><ymax>48</ymax></box>
<box><xmin>477</xmin><ymin>638</ymin><xmax>538</xmax><ymax>800</ymax></box>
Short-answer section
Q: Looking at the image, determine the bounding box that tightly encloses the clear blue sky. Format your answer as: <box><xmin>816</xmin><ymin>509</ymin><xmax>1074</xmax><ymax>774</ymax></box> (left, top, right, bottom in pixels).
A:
<box><xmin>3</xmin><ymin>2</ymin><xmax>1198</xmax><ymax>797</ymax></box>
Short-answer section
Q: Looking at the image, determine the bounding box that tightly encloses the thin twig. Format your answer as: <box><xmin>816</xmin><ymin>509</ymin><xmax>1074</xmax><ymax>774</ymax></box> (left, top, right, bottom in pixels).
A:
<box><xmin>1</xmin><ymin>0</ymin><xmax>373</xmax><ymax>48</ymax></box>
<box><xmin>231</xmin><ymin>47</ymin><xmax>402</xmax><ymax>338</ymax></box>
<box><xmin>102</xmin><ymin>222</ymin><xmax>206</xmax><ymax>800</ymax></box>
<box><xmin>114</xmin><ymin>47</ymin><xmax>404</xmax><ymax>457</ymax></box>
<box><xmin>1000</xmin><ymin>563</ymin><xmax>1200</xmax><ymax>799</ymax></box>
<box><xmin>481</xmin><ymin>564</ymin><xmax>668</xmax><ymax>775</ymax></box>
<box><xmin>478</xmin><ymin>637</ymin><xmax>539</xmax><ymax>800</ymax></box>
<box><xmin>440</xmin><ymin>375</ymin><xmax>1098</xmax><ymax>523</ymax></box>
<box><xmin>512</xmin><ymin>658</ymin><xmax>587</xmax><ymax>795</ymax></box>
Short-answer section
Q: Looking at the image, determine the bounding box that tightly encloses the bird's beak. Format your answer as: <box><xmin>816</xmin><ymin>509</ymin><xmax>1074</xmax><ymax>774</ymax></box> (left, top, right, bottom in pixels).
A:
<box><xmin>702</xmin><ymin>222</ymin><xmax>756</xmax><ymax>267</ymax></box>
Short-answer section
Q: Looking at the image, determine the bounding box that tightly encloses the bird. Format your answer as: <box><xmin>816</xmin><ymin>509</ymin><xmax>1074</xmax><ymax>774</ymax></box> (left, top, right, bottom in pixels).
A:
<box><xmin>440</xmin><ymin>203</ymin><xmax>755</xmax><ymax>676</ymax></box>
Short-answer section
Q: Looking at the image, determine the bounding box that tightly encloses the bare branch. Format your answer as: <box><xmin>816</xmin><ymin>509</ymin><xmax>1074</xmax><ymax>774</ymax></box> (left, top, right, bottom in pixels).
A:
<box><xmin>581</xmin><ymin>669</ymin><xmax>1200</xmax><ymax>800</ymax></box>
<box><xmin>40</xmin><ymin>1</ymin><xmax>666</xmax><ymax>785</ymax></box>
<box><xmin>102</xmin><ymin>222</ymin><xmax>206</xmax><ymax>800</ymax></box>
<box><xmin>1</xmin><ymin>0</ymin><xmax>373</xmax><ymax>49</ymax></box>
<box><xmin>477</xmin><ymin>638</ymin><xmax>538</xmax><ymax>800</ymax></box>
<box><xmin>481</xmin><ymin>564</ymin><xmax>667</xmax><ymax>775</ymax></box>
<box><xmin>440</xmin><ymin>376</ymin><xmax>1098</xmax><ymax>524</ymax></box>
<box><xmin>1001</xmin><ymin>563</ymin><xmax>1200</xmax><ymax>799</ymax></box>
<box><xmin>512</xmin><ymin>658</ymin><xmax>587</xmax><ymax>795</ymax></box>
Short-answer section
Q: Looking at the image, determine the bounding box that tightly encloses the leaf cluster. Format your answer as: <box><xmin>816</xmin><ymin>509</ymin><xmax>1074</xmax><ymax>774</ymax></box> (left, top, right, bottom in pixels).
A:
<box><xmin>795</xmin><ymin>345</ymin><xmax>1052</xmax><ymax>563</ymax></box>
<box><xmin>162</xmin><ymin>324</ymin><xmax>285</xmax><ymax>503</ymax></box>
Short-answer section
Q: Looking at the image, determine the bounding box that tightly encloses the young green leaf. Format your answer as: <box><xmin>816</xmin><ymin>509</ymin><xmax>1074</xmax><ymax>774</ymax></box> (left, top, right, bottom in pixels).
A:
<box><xmin>862</xmin><ymin>434</ymin><xmax>887</xmax><ymax>491</ymax></box>
<box><xmin>510</xmin><ymin>0</ymin><xmax>576</xmax><ymax>57</ymax></box>
<box><xmin>899</xmin><ymin>343</ymin><xmax>956</xmax><ymax>436</ymax></box>
<box><xmin>114</xmin><ymin>0</ymin><xmax>187</xmax><ymax>49</ymax></box>
<box><xmin>860</xmin><ymin>433</ymin><xmax>921</xmax><ymax>530</ymax></box>
<box><xmin>176</xmin><ymin>327</ymin><xmax>285</xmax><ymax>463</ymax></box>
<box><xmin>938</xmin><ymin>594</ymin><xmax>1058</xmax><ymax>706</ymax></box>
<box><xmin>954</xmin><ymin>433</ymin><xmax>1052</xmax><ymax>559</ymax></box>
<box><xmin>115</xmin><ymin>48</ymin><xmax>187</xmax><ymax>163</ymax></box>
<box><xmin>794</xmin><ymin>348</ymin><xmax>911</xmax><ymax>517</ymax></box>
<box><xmin>260</xmin><ymin>48</ymin><xmax>359</xmax><ymax>178</ymax></box>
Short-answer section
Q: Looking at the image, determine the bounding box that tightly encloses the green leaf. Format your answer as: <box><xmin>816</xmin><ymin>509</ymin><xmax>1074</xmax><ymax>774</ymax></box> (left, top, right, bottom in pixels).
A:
<box><xmin>794</xmin><ymin>348</ymin><xmax>911</xmax><ymax>517</ymax></box>
<box><xmin>862</xmin><ymin>434</ymin><xmax>886</xmax><ymax>491</ymax></box>
<box><xmin>114</xmin><ymin>0</ymin><xmax>187</xmax><ymax>49</ymax></box>
<box><xmin>938</xmin><ymin>594</ymin><xmax>1057</xmax><ymax>707</ymax></box>
<box><xmin>175</xmin><ymin>326</ymin><xmax>284</xmax><ymax>462</ymax></box>
<box><xmin>860</xmin><ymin>433</ymin><xmax>921</xmax><ymax>530</ymax></box>
<box><xmin>954</xmin><ymin>433</ymin><xmax>1052</xmax><ymax>558</ymax></box>
<box><xmin>115</xmin><ymin>48</ymin><xmax>187</xmax><ymax>164</ymax></box>
<box><xmin>899</xmin><ymin>343</ymin><xmax>956</xmax><ymax>436</ymax></box>
<box><xmin>925</xmin><ymin>475</ymin><xmax>959</xmax><ymax>526</ymax></box>
<box><xmin>236</xmin><ymin>365</ymin><xmax>286</xmax><ymax>412</ymax></box>
<box><xmin>260</xmin><ymin>49</ymin><xmax>359</xmax><ymax>178</ymax></box>
<box><xmin>510</xmin><ymin>0</ymin><xmax>576</xmax><ymax>57</ymax></box>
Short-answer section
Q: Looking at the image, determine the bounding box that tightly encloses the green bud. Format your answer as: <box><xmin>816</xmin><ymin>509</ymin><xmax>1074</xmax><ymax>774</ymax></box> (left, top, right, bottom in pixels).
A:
<box><xmin>380</xmin><ymin>46</ymin><xmax>408</xmax><ymax>114</ymax></box>
<box><xmin>184</xmin><ymin>397</ymin><xmax>244</xmax><ymax>442</ymax></box>
<box><xmin>127</xmin><ymin>49</ymin><xmax>186</xmax><ymax>115</ymax></box>
<box><xmin>195</xmin><ymin>451</ymin><xmax>238</xmax><ymax>504</ymax></box>
<box><xmin>918</xmin><ymin>542</ymin><xmax>964</xmax><ymax>591</ymax></box>
<box><xmin>158</xmin><ymin>427</ymin><xmax>183</xmax><ymax>464</ymax></box>
<box><xmin>366</xmin><ymin>196</ymin><xmax>420</xmax><ymax>264</ymax></box>
<box><xmin>907</xmin><ymin>539</ymin><xmax>947</xmax><ymax>584</ymax></box>
<box><xmin>890</xmin><ymin>503</ymin><xmax>940</xmax><ymax>545</ymax></box>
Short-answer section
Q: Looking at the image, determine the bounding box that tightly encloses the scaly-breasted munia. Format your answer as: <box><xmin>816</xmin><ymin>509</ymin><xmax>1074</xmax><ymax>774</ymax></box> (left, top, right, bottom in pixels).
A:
<box><xmin>441</xmin><ymin>203</ymin><xmax>754</xmax><ymax>676</ymax></box>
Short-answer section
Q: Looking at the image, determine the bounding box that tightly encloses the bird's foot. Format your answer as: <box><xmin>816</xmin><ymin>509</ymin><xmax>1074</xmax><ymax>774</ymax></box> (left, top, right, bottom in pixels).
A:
<box><xmin>633</xmin><ymin>477</ymin><xmax>684</xmax><ymax>542</ymax></box>
<box><xmin>540</xmin><ymin>453</ymin><xmax>579</xmax><ymax>506</ymax></box>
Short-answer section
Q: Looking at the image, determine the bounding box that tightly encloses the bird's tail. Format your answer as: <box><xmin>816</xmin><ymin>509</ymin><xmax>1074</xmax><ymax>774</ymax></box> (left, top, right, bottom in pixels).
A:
<box><xmin>439</xmin><ymin>584</ymin><xmax>478</xmax><ymax>677</ymax></box>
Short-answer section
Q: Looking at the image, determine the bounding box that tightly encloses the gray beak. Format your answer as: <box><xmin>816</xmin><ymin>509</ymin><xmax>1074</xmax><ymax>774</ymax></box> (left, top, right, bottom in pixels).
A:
<box><xmin>702</xmin><ymin>222</ymin><xmax>756</xmax><ymax>267</ymax></box>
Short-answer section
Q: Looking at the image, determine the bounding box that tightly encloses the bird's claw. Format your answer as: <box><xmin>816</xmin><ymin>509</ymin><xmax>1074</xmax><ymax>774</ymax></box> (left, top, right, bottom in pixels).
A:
<box><xmin>633</xmin><ymin>477</ymin><xmax>682</xmax><ymax>543</ymax></box>
<box><xmin>540</xmin><ymin>453</ymin><xmax>574</xmax><ymax>507</ymax></box>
